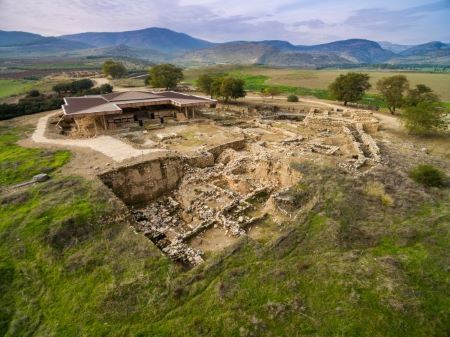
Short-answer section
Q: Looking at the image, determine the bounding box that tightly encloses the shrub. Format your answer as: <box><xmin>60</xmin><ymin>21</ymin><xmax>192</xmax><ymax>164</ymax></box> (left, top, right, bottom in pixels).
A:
<box><xmin>364</xmin><ymin>181</ymin><xmax>394</xmax><ymax>207</ymax></box>
<box><xmin>27</xmin><ymin>89</ymin><xmax>41</xmax><ymax>97</ymax></box>
<box><xmin>400</xmin><ymin>101</ymin><xmax>447</xmax><ymax>135</ymax></box>
<box><xmin>52</xmin><ymin>79</ymin><xmax>94</xmax><ymax>94</ymax></box>
<box><xmin>409</xmin><ymin>164</ymin><xmax>446</xmax><ymax>187</ymax></box>
<box><xmin>287</xmin><ymin>94</ymin><xmax>299</xmax><ymax>102</ymax></box>
<box><xmin>102</xmin><ymin>60</ymin><xmax>127</xmax><ymax>79</ymax></box>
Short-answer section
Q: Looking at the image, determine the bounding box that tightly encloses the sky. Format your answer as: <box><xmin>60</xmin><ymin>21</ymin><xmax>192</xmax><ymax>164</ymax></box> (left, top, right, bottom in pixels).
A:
<box><xmin>0</xmin><ymin>0</ymin><xmax>449</xmax><ymax>45</ymax></box>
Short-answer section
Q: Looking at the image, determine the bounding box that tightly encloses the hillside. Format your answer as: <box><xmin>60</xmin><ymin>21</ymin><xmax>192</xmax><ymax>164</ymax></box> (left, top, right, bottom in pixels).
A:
<box><xmin>61</xmin><ymin>27</ymin><xmax>214</xmax><ymax>53</ymax></box>
<box><xmin>182</xmin><ymin>40</ymin><xmax>392</xmax><ymax>66</ymax></box>
<box><xmin>387</xmin><ymin>42</ymin><xmax>450</xmax><ymax>65</ymax></box>
<box><xmin>0</xmin><ymin>112</ymin><xmax>449</xmax><ymax>336</ymax></box>
<box><xmin>0</xmin><ymin>30</ymin><xmax>45</xmax><ymax>46</ymax></box>
<box><xmin>0</xmin><ymin>31</ymin><xmax>93</xmax><ymax>57</ymax></box>
<box><xmin>378</xmin><ymin>41</ymin><xmax>413</xmax><ymax>53</ymax></box>
<box><xmin>0</xmin><ymin>28</ymin><xmax>449</xmax><ymax>66</ymax></box>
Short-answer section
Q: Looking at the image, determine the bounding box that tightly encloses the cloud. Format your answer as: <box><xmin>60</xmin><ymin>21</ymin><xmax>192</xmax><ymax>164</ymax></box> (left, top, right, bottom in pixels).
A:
<box><xmin>343</xmin><ymin>0</ymin><xmax>450</xmax><ymax>32</ymax></box>
<box><xmin>293</xmin><ymin>20</ymin><xmax>327</xmax><ymax>29</ymax></box>
<box><xmin>0</xmin><ymin>0</ymin><xmax>448</xmax><ymax>44</ymax></box>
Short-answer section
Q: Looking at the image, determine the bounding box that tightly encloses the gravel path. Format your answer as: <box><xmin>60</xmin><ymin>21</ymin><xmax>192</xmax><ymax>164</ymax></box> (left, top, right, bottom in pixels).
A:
<box><xmin>31</xmin><ymin>112</ymin><xmax>163</xmax><ymax>162</ymax></box>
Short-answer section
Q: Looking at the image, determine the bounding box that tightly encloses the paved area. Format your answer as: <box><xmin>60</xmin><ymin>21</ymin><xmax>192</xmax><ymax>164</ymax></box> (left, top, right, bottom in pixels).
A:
<box><xmin>31</xmin><ymin>112</ymin><xmax>163</xmax><ymax>162</ymax></box>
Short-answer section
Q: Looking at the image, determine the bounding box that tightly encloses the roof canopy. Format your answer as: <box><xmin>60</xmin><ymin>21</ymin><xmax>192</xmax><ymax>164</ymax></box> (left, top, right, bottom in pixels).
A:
<box><xmin>62</xmin><ymin>90</ymin><xmax>216</xmax><ymax>117</ymax></box>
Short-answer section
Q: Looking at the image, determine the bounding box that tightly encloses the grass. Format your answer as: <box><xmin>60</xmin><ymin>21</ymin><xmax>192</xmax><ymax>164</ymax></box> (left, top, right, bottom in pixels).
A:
<box><xmin>0</xmin><ymin>127</ymin><xmax>449</xmax><ymax>336</ymax></box>
<box><xmin>184</xmin><ymin>65</ymin><xmax>450</xmax><ymax>105</ymax></box>
<box><xmin>112</xmin><ymin>78</ymin><xmax>146</xmax><ymax>88</ymax></box>
<box><xmin>0</xmin><ymin>126</ymin><xmax>71</xmax><ymax>185</ymax></box>
<box><xmin>0</xmin><ymin>79</ymin><xmax>36</xmax><ymax>99</ymax></box>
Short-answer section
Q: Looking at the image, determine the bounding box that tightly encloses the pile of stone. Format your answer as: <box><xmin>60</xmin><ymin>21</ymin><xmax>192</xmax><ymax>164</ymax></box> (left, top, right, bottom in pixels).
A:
<box><xmin>342</xmin><ymin>126</ymin><xmax>367</xmax><ymax>169</ymax></box>
<box><xmin>355</xmin><ymin>123</ymin><xmax>381</xmax><ymax>163</ymax></box>
<box><xmin>132</xmin><ymin>196</ymin><xmax>183</xmax><ymax>234</ymax></box>
<box><xmin>162</xmin><ymin>240</ymin><xmax>204</xmax><ymax>265</ymax></box>
<box><xmin>310</xmin><ymin>143</ymin><xmax>340</xmax><ymax>155</ymax></box>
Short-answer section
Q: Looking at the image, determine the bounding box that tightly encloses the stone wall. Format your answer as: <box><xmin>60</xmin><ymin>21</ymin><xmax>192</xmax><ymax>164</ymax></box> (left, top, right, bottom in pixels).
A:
<box><xmin>207</xmin><ymin>138</ymin><xmax>246</xmax><ymax>160</ymax></box>
<box><xmin>184</xmin><ymin>151</ymin><xmax>215</xmax><ymax>168</ymax></box>
<box><xmin>99</xmin><ymin>156</ymin><xmax>184</xmax><ymax>207</ymax></box>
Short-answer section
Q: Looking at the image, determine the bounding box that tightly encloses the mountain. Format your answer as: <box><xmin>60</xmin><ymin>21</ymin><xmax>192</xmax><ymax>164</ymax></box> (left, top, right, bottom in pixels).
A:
<box><xmin>185</xmin><ymin>39</ymin><xmax>394</xmax><ymax>66</ymax></box>
<box><xmin>0</xmin><ymin>30</ymin><xmax>44</xmax><ymax>46</ymax></box>
<box><xmin>183</xmin><ymin>41</ymin><xmax>281</xmax><ymax>64</ymax></box>
<box><xmin>296</xmin><ymin>39</ymin><xmax>395</xmax><ymax>63</ymax></box>
<box><xmin>61</xmin><ymin>27</ymin><xmax>214</xmax><ymax>53</ymax></box>
<box><xmin>0</xmin><ymin>30</ymin><xmax>93</xmax><ymax>58</ymax></box>
<box><xmin>378</xmin><ymin>41</ymin><xmax>413</xmax><ymax>53</ymax></box>
<box><xmin>399</xmin><ymin>41</ymin><xmax>450</xmax><ymax>57</ymax></box>
<box><xmin>71</xmin><ymin>45</ymin><xmax>171</xmax><ymax>62</ymax></box>
<box><xmin>1</xmin><ymin>27</ymin><xmax>449</xmax><ymax>66</ymax></box>
<box><xmin>386</xmin><ymin>41</ymin><xmax>450</xmax><ymax>65</ymax></box>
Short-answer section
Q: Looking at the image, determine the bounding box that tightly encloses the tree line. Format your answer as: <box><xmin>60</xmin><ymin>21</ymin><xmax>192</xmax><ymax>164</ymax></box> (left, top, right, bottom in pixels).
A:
<box><xmin>103</xmin><ymin>61</ymin><xmax>247</xmax><ymax>102</ymax></box>
<box><xmin>328</xmin><ymin>72</ymin><xmax>448</xmax><ymax>134</ymax></box>
<box><xmin>0</xmin><ymin>79</ymin><xmax>113</xmax><ymax>121</ymax></box>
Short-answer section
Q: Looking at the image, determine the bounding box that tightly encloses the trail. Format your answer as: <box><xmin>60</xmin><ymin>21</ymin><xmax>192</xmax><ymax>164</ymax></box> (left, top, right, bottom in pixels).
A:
<box><xmin>31</xmin><ymin>112</ymin><xmax>165</xmax><ymax>162</ymax></box>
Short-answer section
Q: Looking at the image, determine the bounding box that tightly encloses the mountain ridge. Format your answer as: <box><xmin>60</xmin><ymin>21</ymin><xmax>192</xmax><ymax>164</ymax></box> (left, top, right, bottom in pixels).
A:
<box><xmin>1</xmin><ymin>27</ymin><xmax>449</xmax><ymax>67</ymax></box>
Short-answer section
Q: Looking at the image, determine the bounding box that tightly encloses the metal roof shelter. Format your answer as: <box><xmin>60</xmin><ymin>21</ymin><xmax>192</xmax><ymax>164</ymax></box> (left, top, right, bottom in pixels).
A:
<box><xmin>62</xmin><ymin>90</ymin><xmax>216</xmax><ymax>118</ymax></box>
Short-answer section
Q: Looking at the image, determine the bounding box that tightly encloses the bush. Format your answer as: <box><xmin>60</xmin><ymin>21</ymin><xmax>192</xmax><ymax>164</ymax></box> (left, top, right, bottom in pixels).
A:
<box><xmin>102</xmin><ymin>60</ymin><xmax>127</xmax><ymax>79</ymax></box>
<box><xmin>401</xmin><ymin>101</ymin><xmax>447</xmax><ymax>135</ymax></box>
<box><xmin>287</xmin><ymin>94</ymin><xmax>299</xmax><ymax>102</ymax></box>
<box><xmin>27</xmin><ymin>89</ymin><xmax>41</xmax><ymax>97</ymax></box>
<box><xmin>52</xmin><ymin>79</ymin><xmax>94</xmax><ymax>94</ymax></box>
<box><xmin>0</xmin><ymin>95</ymin><xmax>63</xmax><ymax>120</ymax></box>
<box><xmin>409</xmin><ymin>164</ymin><xmax>446</xmax><ymax>187</ymax></box>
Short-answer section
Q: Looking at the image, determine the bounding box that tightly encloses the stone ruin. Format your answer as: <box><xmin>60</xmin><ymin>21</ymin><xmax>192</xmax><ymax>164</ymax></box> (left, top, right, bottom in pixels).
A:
<box><xmin>99</xmin><ymin>106</ymin><xmax>383</xmax><ymax>266</ymax></box>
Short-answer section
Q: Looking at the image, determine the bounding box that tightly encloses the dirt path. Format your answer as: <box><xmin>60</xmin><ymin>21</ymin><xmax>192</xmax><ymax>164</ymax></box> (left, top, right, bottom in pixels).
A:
<box><xmin>31</xmin><ymin>112</ymin><xmax>165</xmax><ymax>162</ymax></box>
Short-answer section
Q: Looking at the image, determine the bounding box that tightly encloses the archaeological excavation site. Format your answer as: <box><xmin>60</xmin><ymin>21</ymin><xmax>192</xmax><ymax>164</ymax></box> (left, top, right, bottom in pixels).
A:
<box><xmin>97</xmin><ymin>102</ymin><xmax>382</xmax><ymax>266</ymax></box>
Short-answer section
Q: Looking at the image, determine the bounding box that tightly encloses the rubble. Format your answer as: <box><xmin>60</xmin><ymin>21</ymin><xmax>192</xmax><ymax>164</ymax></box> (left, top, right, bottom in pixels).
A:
<box><xmin>101</xmin><ymin>104</ymin><xmax>382</xmax><ymax>266</ymax></box>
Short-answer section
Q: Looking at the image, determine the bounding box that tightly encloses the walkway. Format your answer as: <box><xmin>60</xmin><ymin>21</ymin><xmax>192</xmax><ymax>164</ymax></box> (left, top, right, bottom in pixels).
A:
<box><xmin>31</xmin><ymin>112</ymin><xmax>163</xmax><ymax>162</ymax></box>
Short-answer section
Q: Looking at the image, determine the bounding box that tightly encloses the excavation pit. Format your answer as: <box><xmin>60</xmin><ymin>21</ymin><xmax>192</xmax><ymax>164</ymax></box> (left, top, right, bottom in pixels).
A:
<box><xmin>99</xmin><ymin>113</ymin><xmax>381</xmax><ymax>266</ymax></box>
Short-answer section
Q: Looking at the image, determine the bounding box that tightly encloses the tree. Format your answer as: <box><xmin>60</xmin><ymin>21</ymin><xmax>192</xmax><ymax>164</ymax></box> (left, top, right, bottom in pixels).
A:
<box><xmin>262</xmin><ymin>86</ymin><xmax>281</xmax><ymax>99</ymax></box>
<box><xmin>376</xmin><ymin>75</ymin><xmax>409</xmax><ymax>114</ymax></box>
<box><xmin>27</xmin><ymin>90</ymin><xmax>41</xmax><ymax>97</ymax></box>
<box><xmin>71</xmin><ymin>79</ymin><xmax>94</xmax><ymax>92</ymax></box>
<box><xmin>406</xmin><ymin>84</ymin><xmax>439</xmax><ymax>107</ymax></box>
<box><xmin>99</xmin><ymin>83</ymin><xmax>113</xmax><ymax>94</ymax></box>
<box><xmin>196</xmin><ymin>74</ymin><xmax>214</xmax><ymax>97</ymax></box>
<box><xmin>217</xmin><ymin>77</ymin><xmax>246</xmax><ymax>102</ymax></box>
<box><xmin>400</xmin><ymin>101</ymin><xmax>447</xmax><ymax>134</ymax></box>
<box><xmin>211</xmin><ymin>77</ymin><xmax>223</xmax><ymax>98</ymax></box>
<box><xmin>329</xmin><ymin>72</ymin><xmax>371</xmax><ymax>105</ymax></box>
<box><xmin>148</xmin><ymin>64</ymin><xmax>184</xmax><ymax>90</ymax></box>
<box><xmin>52</xmin><ymin>79</ymin><xmax>94</xmax><ymax>95</ymax></box>
<box><xmin>102</xmin><ymin>60</ymin><xmax>127</xmax><ymax>79</ymax></box>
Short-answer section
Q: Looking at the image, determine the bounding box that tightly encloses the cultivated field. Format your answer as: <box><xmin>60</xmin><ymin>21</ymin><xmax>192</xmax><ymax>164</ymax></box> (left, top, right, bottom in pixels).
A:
<box><xmin>184</xmin><ymin>66</ymin><xmax>450</xmax><ymax>101</ymax></box>
<box><xmin>0</xmin><ymin>79</ymin><xmax>35</xmax><ymax>99</ymax></box>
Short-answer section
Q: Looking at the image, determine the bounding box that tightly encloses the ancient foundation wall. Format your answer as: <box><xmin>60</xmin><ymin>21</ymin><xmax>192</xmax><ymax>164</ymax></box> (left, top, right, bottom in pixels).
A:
<box><xmin>99</xmin><ymin>157</ymin><xmax>184</xmax><ymax>207</ymax></box>
<box><xmin>207</xmin><ymin>138</ymin><xmax>246</xmax><ymax>160</ymax></box>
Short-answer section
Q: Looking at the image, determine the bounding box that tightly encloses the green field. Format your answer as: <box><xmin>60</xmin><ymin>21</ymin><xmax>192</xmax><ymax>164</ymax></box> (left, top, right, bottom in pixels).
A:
<box><xmin>184</xmin><ymin>66</ymin><xmax>450</xmax><ymax>103</ymax></box>
<box><xmin>1</xmin><ymin>125</ymin><xmax>449</xmax><ymax>336</ymax></box>
<box><xmin>0</xmin><ymin>79</ymin><xmax>36</xmax><ymax>99</ymax></box>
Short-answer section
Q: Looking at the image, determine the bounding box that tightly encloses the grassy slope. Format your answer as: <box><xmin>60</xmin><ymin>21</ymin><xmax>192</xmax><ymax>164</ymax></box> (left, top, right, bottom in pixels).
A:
<box><xmin>0</xmin><ymin>127</ymin><xmax>449</xmax><ymax>336</ymax></box>
<box><xmin>0</xmin><ymin>126</ymin><xmax>70</xmax><ymax>186</ymax></box>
